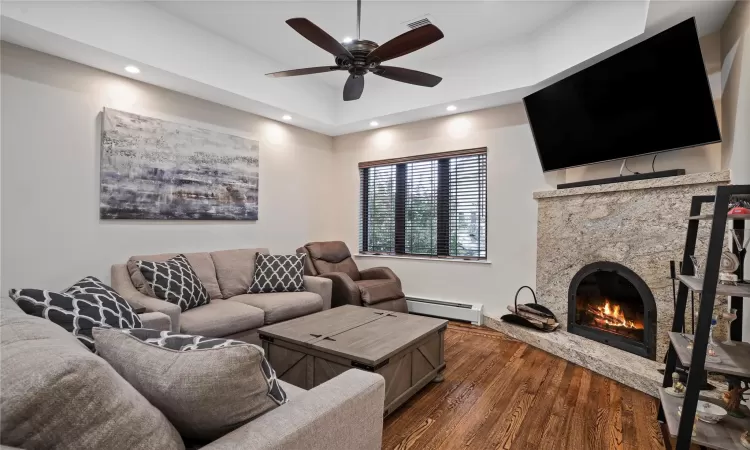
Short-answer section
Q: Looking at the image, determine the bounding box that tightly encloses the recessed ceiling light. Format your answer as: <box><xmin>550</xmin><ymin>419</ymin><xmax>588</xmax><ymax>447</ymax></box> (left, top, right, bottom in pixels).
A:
<box><xmin>342</xmin><ymin>37</ymin><xmax>353</xmax><ymax>44</ymax></box>
<box><xmin>446</xmin><ymin>105</ymin><xmax>457</xmax><ymax>111</ymax></box>
<box><xmin>282</xmin><ymin>115</ymin><xmax>292</xmax><ymax>121</ymax></box>
<box><xmin>124</xmin><ymin>65</ymin><xmax>140</xmax><ymax>74</ymax></box>
<box><xmin>370</xmin><ymin>121</ymin><xmax>379</xmax><ymax>127</ymax></box>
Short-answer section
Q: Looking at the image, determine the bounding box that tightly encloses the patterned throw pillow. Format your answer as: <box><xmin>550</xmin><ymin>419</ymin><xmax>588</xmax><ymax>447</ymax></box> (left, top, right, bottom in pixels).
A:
<box><xmin>93</xmin><ymin>327</ymin><xmax>287</xmax><ymax>440</ymax></box>
<box><xmin>249</xmin><ymin>254</ymin><xmax>306</xmax><ymax>293</ymax></box>
<box><xmin>9</xmin><ymin>276</ymin><xmax>142</xmax><ymax>351</ymax></box>
<box><xmin>135</xmin><ymin>254</ymin><xmax>210</xmax><ymax>312</ymax></box>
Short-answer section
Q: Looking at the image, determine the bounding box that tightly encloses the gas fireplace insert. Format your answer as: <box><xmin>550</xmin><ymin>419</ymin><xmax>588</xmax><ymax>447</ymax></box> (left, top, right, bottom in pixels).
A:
<box><xmin>568</xmin><ymin>261</ymin><xmax>657</xmax><ymax>359</ymax></box>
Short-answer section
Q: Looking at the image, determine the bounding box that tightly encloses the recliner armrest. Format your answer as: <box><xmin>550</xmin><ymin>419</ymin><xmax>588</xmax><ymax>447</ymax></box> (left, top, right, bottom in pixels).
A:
<box><xmin>111</xmin><ymin>264</ymin><xmax>181</xmax><ymax>332</ymax></box>
<box><xmin>319</xmin><ymin>272</ymin><xmax>361</xmax><ymax>307</ymax></box>
<box><xmin>359</xmin><ymin>267</ymin><xmax>401</xmax><ymax>288</ymax></box>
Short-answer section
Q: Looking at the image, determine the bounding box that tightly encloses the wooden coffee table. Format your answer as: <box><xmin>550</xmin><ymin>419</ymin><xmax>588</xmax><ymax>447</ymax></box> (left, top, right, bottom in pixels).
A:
<box><xmin>259</xmin><ymin>305</ymin><xmax>447</xmax><ymax>416</ymax></box>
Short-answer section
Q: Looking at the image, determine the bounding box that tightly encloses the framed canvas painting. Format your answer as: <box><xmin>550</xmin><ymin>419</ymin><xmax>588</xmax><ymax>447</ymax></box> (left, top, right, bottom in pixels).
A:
<box><xmin>100</xmin><ymin>108</ymin><xmax>259</xmax><ymax>220</ymax></box>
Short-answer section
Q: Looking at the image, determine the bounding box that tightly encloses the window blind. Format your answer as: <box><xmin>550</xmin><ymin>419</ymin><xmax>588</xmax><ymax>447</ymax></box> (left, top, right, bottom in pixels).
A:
<box><xmin>359</xmin><ymin>148</ymin><xmax>487</xmax><ymax>260</ymax></box>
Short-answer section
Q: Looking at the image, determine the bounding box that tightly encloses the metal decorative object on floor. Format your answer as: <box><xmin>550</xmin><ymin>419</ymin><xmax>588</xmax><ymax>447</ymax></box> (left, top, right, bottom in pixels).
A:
<box><xmin>500</xmin><ymin>286</ymin><xmax>559</xmax><ymax>332</ymax></box>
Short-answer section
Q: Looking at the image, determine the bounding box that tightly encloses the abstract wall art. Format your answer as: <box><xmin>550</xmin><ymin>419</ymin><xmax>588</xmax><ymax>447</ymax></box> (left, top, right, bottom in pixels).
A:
<box><xmin>100</xmin><ymin>108</ymin><xmax>259</xmax><ymax>220</ymax></box>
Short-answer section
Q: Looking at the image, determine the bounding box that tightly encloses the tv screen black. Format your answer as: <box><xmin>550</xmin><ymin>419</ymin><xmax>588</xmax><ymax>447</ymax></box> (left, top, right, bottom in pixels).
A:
<box><xmin>524</xmin><ymin>18</ymin><xmax>721</xmax><ymax>172</ymax></box>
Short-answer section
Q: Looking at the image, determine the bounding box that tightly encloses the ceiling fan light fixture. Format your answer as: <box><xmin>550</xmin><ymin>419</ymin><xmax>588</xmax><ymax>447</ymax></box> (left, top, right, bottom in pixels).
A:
<box><xmin>446</xmin><ymin>105</ymin><xmax>457</xmax><ymax>112</ymax></box>
<box><xmin>342</xmin><ymin>36</ymin><xmax>353</xmax><ymax>44</ymax></box>
<box><xmin>370</xmin><ymin>121</ymin><xmax>379</xmax><ymax>127</ymax></box>
<box><xmin>282</xmin><ymin>115</ymin><xmax>292</xmax><ymax>121</ymax></box>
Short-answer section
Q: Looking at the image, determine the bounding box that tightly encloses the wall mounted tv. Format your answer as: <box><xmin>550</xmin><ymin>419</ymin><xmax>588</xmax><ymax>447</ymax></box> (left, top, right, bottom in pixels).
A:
<box><xmin>524</xmin><ymin>18</ymin><xmax>721</xmax><ymax>172</ymax></box>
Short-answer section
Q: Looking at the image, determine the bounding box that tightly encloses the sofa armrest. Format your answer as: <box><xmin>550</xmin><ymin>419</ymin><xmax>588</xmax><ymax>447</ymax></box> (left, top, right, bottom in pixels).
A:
<box><xmin>359</xmin><ymin>267</ymin><xmax>401</xmax><ymax>288</ymax></box>
<box><xmin>303</xmin><ymin>276</ymin><xmax>332</xmax><ymax>310</ymax></box>
<box><xmin>111</xmin><ymin>264</ymin><xmax>181</xmax><ymax>332</ymax></box>
<box><xmin>138</xmin><ymin>312</ymin><xmax>171</xmax><ymax>331</ymax></box>
<box><xmin>203</xmin><ymin>370</ymin><xmax>385</xmax><ymax>450</ymax></box>
<box><xmin>319</xmin><ymin>272</ymin><xmax>361</xmax><ymax>307</ymax></box>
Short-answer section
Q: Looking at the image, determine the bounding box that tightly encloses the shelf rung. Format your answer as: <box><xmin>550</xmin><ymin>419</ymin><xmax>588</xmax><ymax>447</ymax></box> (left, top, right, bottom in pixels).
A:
<box><xmin>677</xmin><ymin>275</ymin><xmax>750</xmax><ymax>297</ymax></box>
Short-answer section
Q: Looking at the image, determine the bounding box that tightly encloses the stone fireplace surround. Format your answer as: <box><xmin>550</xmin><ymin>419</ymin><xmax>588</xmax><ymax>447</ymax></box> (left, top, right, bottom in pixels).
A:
<box><xmin>486</xmin><ymin>171</ymin><xmax>731</xmax><ymax>396</ymax></box>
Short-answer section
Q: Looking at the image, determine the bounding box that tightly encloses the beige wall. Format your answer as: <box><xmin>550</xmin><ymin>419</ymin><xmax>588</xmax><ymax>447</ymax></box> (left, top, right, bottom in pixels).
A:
<box><xmin>333</xmin><ymin>105</ymin><xmax>555</xmax><ymax>316</ymax></box>
<box><xmin>721</xmin><ymin>0</ymin><xmax>750</xmax><ymax>185</ymax></box>
<box><xmin>0</xmin><ymin>42</ymin><xmax>336</xmax><ymax>291</ymax></box>
<box><xmin>720</xmin><ymin>0</ymin><xmax>750</xmax><ymax>339</ymax></box>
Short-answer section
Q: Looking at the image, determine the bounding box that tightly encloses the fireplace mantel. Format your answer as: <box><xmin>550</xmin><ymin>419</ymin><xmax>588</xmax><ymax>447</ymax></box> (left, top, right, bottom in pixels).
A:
<box><xmin>533</xmin><ymin>170</ymin><xmax>730</xmax><ymax>199</ymax></box>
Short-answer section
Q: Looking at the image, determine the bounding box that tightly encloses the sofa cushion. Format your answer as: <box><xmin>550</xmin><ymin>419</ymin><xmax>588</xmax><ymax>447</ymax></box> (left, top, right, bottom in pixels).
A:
<box><xmin>230</xmin><ymin>292</ymin><xmax>323</xmax><ymax>324</ymax></box>
<box><xmin>0</xmin><ymin>299</ymin><xmax>183</xmax><ymax>450</ymax></box>
<box><xmin>135</xmin><ymin>254</ymin><xmax>211</xmax><ymax>312</ymax></box>
<box><xmin>179</xmin><ymin>299</ymin><xmax>264</xmax><ymax>337</ymax></box>
<box><xmin>249</xmin><ymin>254</ymin><xmax>306</xmax><ymax>293</ymax></box>
<box><xmin>304</xmin><ymin>241</ymin><xmax>361</xmax><ymax>281</ymax></box>
<box><xmin>128</xmin><ymin>252</ymin><xmax>222</xmax><ymax>300</ymax></box>
<box><xmin>211</xmin><ymin>248</ymin><xmax>269</xmax><ymax>298</ymax></box>
<box><xmin>9</xmin><ymin>276</ymin><xmax>142</xmax><ymax>352</ymax></box>
<box><xmin>355</xmin><ymin>279</ymin><xmax>404</xmax><ymax>305</ymax></box>
<box><xmin>93</xmin><ymin>327</ymin><xmax>287</xmax><ymax>441</ymax></box>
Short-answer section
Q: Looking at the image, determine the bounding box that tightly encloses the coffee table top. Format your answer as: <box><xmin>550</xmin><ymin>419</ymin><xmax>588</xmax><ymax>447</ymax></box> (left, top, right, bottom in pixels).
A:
<box><xmin>258</xmin><ymin>305</ymin><xmax>448</xmax><ymax>366</ymax></box>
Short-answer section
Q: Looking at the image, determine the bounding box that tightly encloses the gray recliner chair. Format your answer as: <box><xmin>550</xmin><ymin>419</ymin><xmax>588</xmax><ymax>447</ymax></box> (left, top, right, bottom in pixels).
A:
<box><xmin>296</xmin><ymin>241</ymin><xmax>408</xmax><ymax>313</ymax></box>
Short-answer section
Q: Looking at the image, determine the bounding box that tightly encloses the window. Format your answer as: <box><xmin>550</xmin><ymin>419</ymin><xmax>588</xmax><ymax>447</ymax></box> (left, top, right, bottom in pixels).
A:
<box><xmin>359</xmin><ymin>148</ymin><xmax>487</xmax><ymax>260</ymax></box>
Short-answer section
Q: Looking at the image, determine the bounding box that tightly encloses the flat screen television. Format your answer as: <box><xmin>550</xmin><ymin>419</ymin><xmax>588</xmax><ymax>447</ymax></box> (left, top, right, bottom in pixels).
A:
<box><xmin>524</xmin><ymin>18</ymin><xmax>721</xmax><ymax>172</ymax></box>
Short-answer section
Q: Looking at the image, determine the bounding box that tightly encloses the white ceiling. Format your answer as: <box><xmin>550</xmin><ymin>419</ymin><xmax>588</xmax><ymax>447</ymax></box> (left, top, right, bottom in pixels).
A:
<box><xmin>152</xmin><ymin>1</ymin><xmax>578</xmax><ymax>88</ymax></box>
<box><xmin>0</xmin><ymin>0</ymin><xmax>737</xmax><ymax>136</ymax></box>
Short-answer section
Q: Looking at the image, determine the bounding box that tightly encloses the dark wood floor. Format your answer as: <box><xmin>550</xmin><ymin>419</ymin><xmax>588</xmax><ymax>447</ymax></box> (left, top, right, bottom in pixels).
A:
<box><xmin>382</xmin><ymin>322</ymin><xmax>666</xmax><ymax>450</ymax></box>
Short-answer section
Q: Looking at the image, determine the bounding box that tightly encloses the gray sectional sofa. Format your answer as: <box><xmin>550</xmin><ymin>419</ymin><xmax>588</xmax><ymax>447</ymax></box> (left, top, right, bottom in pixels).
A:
<box><xmin>112</xmin><ymin>248</ymin><xmax>333</xmax><ymax>345</ymax></box>
<box><xmin>0</xmin><ymin>297</ymin><xmax>386</xmax><ymax>450</ymax></box>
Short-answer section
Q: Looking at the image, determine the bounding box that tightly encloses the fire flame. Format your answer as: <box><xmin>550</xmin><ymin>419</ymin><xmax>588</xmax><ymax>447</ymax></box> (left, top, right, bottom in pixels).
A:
<box><xmin>589</xmin><ymin>299</ymin><xmax>642</xmax><ymax>329</ymax></box>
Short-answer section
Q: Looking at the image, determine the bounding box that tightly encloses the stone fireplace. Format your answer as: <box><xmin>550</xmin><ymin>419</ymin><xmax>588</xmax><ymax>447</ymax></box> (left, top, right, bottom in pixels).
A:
<box><xmin>568</xmin><ymin>261</ymin><xmax>657</xmax><ymax>359</ymax></box>
<box><xmin>485</xmin><ymin>171</ymin><xmax>732</xmax><ymax>396</ymax></box>
<box><xmin>534</xmin><ymin>171</ymin><xmax>730</xmax><ymax>361</ymax></box>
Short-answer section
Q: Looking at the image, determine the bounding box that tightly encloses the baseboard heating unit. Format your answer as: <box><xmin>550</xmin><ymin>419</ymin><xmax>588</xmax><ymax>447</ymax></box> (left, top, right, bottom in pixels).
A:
<box><xmin>405</xmin><ymin>297</ymin><xmax>484</xmax><ymax>326</ymax></box>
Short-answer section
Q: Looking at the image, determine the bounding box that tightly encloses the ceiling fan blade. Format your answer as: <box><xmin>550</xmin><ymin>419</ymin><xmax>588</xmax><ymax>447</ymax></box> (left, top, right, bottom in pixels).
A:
<box><xmin>266</xmin><ymin>66</ymin><xmax>341</xmax><ymax>77</ymax></box>
<box><xmin>286</xmin><ymin>18</ymin><xmax>354</xmax><ymax>61</ymax></box>
<box><xmin>366</xmin><ymin>24</ymin><xmax>444</xmax><ymax>63</ymax></box>
<box><xmin>374</xmin><ymin>66</ymin><xmax>442</xmax><ymax>87</ymax></box>
<box><xmin>343</xmin><ymin>74</ymin><xmax>364</xmax><ymax>101</ymax></box>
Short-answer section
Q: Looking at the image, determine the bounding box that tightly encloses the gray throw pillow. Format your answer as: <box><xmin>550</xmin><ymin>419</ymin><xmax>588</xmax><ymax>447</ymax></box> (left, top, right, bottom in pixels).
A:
<box><xmin>0</xmin><ymin>307</ymin><xmax>183</xmax><ymax>450</ymax></box>
<box><xmin>93</xmin><ymin>327</ymin><xmax>287</xmax><ymax>441</ymax></box>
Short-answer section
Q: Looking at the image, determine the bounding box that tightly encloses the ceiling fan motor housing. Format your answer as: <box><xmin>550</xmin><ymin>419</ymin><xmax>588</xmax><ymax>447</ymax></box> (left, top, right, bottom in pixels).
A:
<box><xmin>337</xmin><ymin>40</ymin><xmax>380</xmax><ymax>75</ymax></box>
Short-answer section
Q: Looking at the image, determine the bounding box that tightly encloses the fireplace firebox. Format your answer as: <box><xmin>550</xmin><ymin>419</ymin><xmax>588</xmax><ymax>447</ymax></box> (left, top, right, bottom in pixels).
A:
<box><xmin>568</xmin><ymin>262</ymin><xmax>657</xmax><ymax>360</ymax></box>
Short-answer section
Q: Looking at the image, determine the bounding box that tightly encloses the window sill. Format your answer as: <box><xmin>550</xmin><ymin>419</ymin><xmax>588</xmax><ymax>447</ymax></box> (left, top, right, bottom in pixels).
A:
<box><xmin>354</xmin><ymin>254</ymin><xmax>492</xmax><ymax>265</ymax></box>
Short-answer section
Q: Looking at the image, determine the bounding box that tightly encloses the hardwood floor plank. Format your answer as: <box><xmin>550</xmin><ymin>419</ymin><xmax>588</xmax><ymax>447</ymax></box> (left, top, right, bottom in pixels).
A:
<box><xmin>565</xmin><ymin>367</ymin><xmax>592</xmax><ymax>450</ymax></box>
<box><xmin>435</xmin><ymin>346</ymin><xmax>543</xmax><ymax>450</ymax></box>
<box><xmin>608</xmin><ymin>379</ymin><xmax>624</xmax><ymax>450</ymax></box>
<box><xmin>416</xmin><ymin>344</ymin><xmax>531</xmax><ymax>449</ymax></box>
<box><xmin>511</xmin><ymin>357</ymin><xmax>569</xmax><ymax>449</ymax></box>
<box><xmin>540</xmin><ymin>363</ymin><xmax>581</xmax><ymax>450</ymax></box>
<box><xmin>382</xmin><ymin>323</ymin><xmax>665</xmax><ymax>450</ymax></box>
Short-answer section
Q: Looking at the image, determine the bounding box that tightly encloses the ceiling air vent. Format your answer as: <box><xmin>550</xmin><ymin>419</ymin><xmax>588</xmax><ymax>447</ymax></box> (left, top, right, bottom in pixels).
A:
<box><xmin>404</xmin><ymin>15</ymin><xmax>433</xmax><ymax>30</ymax></box>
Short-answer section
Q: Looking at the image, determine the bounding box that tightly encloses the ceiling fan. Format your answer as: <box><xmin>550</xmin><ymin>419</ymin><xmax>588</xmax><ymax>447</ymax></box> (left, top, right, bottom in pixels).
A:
<box><xmin>266</xmin><ymin>0</ymin><xmax>444</xmax><ymax>101</ymax></box>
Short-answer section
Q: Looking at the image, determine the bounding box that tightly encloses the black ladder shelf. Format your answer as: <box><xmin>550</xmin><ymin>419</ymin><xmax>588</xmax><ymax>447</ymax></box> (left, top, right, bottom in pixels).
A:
<box><xmin>658</xmin><ymin>184</ymin><xmax>750</xmax><ymax>450</ymax></box>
